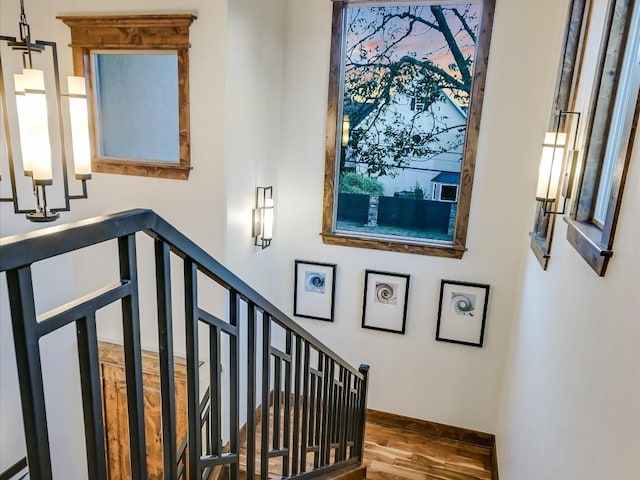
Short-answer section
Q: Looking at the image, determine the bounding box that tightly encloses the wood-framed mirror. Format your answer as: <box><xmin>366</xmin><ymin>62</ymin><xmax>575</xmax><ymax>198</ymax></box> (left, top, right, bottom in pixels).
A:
<box><xmin>58</xmin><ymin>14</ymin><xmax>196</xmax><ymax>180</ymax></box>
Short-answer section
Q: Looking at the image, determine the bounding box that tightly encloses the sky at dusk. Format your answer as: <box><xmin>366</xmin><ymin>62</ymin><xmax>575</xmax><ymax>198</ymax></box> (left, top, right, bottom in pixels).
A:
<box><xmin>345</xmin><ymin>3</ymin><xmax>481</xmax><ymax>96</ymax></box>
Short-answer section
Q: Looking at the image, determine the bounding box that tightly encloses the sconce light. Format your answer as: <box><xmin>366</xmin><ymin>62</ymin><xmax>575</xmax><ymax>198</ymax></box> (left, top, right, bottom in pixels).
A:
<box><xmin>253</xmin><ymin>186</ymin><xmax>274</xmax><ymax>249</ymax></box>
<box><xmin>535</xmin><ymin>110</ymin><xmax>581</xmax><ymax>216</ymax></box>
<box><xmin>0</xmin><ymin>0</ymin><xmax>91</xmax><ymax>223</ymax></box>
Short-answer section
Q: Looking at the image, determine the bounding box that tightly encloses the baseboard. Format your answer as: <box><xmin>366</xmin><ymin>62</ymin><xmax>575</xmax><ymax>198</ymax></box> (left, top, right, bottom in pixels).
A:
<box><xmin>367</xmin><ymin>409</ymin><xmax>494</xmax><ymax>447</ymax></box>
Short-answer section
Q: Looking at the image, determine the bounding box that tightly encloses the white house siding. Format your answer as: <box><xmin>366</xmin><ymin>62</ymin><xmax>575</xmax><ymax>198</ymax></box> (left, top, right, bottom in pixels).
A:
<box><xmin>350</xmin><ymin>92</ymin><xmax>467</xmax><ymax>197</ymax></box>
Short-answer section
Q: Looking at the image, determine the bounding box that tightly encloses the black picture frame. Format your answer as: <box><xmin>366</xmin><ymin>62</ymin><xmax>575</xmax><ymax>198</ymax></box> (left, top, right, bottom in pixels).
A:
<box><xmin>293</xmin><ymin>260</ymin><xmax>337</xmax><ymax>322</ymax></box>
<box><xmin>361</xmin><ymin>270</ymin><xmax>410</xmax><ymax>334</ymax></box>
<box><xmin>436</xmin><ymin>279</ymin><xmax>490</xmax><ymax>347</ymax></box>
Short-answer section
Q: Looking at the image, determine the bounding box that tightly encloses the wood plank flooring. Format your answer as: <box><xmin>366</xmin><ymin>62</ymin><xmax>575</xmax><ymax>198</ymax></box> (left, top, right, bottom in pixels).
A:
<box><xmin>236</xmin><ymin>407</ymin><xmax>494</xmax><ymax>480</ymax></box>
<box><xmin>363</xmin><ymin>421</ymin><xmax>493</xmax><ymax>480</ymax></box>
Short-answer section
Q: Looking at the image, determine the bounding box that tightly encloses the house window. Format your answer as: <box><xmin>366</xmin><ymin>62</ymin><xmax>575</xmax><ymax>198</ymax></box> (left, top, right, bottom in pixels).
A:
<box><xmin>322</xmin><ymin>0</ymin><xmax>496</xmax><ymax>257</ymax></box>
<box><xmin>432</xmin><ymin>183</ymin><xmax>459</xmax><ymax>202</ymax></box>
<box><xmin>566</xmin><ymin>0</ymin><xmax>640</xmax><ymax>276</ymax></box>
<box><xmin>412</xmin><ymin>97</ymin><xmax>427</xmax><ymax>112</ymax></box>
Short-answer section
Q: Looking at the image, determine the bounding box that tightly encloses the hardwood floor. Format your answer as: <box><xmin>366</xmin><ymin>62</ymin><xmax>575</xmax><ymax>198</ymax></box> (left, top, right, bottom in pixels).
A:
<box><xmin>236</xmin><ymin>406</ymin><xmax>495</xmax><ymax>480</ymax></box>
<box><xmin>363</xmin><ymin>421</ymin><xmax>493</xmax><ymax>480</ymax></box>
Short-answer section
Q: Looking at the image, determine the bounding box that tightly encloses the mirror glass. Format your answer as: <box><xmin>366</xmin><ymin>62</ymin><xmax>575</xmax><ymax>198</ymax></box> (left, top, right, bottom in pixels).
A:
<box><xmin>92</xmin><ymin>52</ymin><xmax>179</xmax><ymax>163</ymax></box>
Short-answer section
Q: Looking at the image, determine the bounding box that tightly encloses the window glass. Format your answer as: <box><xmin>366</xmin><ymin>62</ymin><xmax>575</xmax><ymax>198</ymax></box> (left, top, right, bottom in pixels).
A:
<box><xmin>592</xmin><ymin>11</ymin><xmax>640</xmax><ymax>225</ymax></box>
<box><xmin>329</xmin><ymin>1</ymin><xmax>485</xmax><ymax>248</ymax></box>
<box><xmin>93</xmin><ymin>52</ymin><xmax>179</xmax><ymax>163</ymax></box>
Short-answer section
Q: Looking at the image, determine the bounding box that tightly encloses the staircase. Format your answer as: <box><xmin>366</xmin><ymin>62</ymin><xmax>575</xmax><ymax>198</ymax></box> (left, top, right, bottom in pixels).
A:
<box><xmin>0</xmin><ymin>210</ymin><xmax>369</xmax><ymax>480</ymax></box>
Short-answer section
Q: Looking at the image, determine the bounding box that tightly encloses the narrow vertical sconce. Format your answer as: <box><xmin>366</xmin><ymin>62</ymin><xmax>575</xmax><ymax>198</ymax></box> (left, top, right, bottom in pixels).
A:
<box><xmin>535</xmin><ymin>110</ymin><xmax>581</xmax><ymax>216</ymax></box>
<box><xmin>253</xmin><ymin>186</ymin><xmax>274</xmax><ymax>249</ymax></box>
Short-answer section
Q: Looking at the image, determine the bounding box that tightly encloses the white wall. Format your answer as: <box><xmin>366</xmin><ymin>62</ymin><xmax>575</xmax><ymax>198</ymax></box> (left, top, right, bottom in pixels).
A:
<box><xmin>496</xmin><ymin>131</ymin><xmax>640</xmax><ymax>479</ymax></box>
<box><xmin>496</xmin><ymin>0</ymin><xmax>640</xmax><ymax>475</ymax></box>
<box><xmin>273</xmin><ymin>0</ymin><xmax>569</xmax><ymax>433</ymax></box>
<box><xmin>225</xmin><ymin>0</ymin><xmax>285</xmax><ymax>296</ymax></box>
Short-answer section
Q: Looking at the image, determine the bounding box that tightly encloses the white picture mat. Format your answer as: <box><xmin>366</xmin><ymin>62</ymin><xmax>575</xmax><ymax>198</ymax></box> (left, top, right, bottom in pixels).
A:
<box><xmin>295</xmin><ymin>262</ymin><xmax>335</xmax><ymax>320</ymax></box>
<box><xmin>438</xmin><ymin>282</ymin><xmax>487</xmax><ymax>344</ymax></box>
<box><xmin>363</xmin><ymin>272</ymin><xmax>408</xmax><ymax>332</ymax></box>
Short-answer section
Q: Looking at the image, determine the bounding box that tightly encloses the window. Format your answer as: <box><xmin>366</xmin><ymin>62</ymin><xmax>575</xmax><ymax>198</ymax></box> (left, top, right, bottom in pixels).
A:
<box><xmin>322</xmin><ymin>0</ymin><xmax>496</xmax><ymax>257</ymax></box>
<box><xmin>59</xmin><ymin>14</ymin><xmax>195</xmax><ymax>180</ymax></box>
<box><xmin>438</xmin><ymin>184</ymin><xmax>459</xmax><ymax>202</ymax></box>
<box><xmin>566</xmin><ymin>0</ymin><xmax>640</xmax><ymax>276</ymax></box>
<box><xmin>529</xmin><ymin>0</ymin><xmax>588</xmax><ymax>270</ymax></box>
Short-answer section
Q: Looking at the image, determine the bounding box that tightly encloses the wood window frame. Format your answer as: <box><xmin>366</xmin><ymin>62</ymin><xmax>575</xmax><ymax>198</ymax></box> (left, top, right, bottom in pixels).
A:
<box><xmin>529</xmin><ymin>0</ymin><xmax>590</xmax><ymax>270</ymax></box>
<box><xmin>58</xmin><ymin>14</ymin><xmax>196</xmax><ymax>180</ymax></box>
<box><xmin>564</xmin><ymin>0</ymin><xmax>639</xmax><ymax>276</ymax></box>
<box><xmin>321</xmin><ymin>0</ymin><xmax>496</xmax><ymax>258</ymax></box>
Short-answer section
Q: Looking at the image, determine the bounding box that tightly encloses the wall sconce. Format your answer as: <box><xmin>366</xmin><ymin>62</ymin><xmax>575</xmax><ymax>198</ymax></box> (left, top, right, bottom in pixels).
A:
<box><xmin>252</xmin><ymin>186</ymin><xmax>274</xmax><ymax>249</ymax></box>
<box><xmin>535</xmin><ymin>110</ymin><xmax>581</xmax><ymax>216</ymax></box>
<box><xmin>0</xmin><ymin>0</ymin><xmax>91</xmax><ymax>223</ymax></box>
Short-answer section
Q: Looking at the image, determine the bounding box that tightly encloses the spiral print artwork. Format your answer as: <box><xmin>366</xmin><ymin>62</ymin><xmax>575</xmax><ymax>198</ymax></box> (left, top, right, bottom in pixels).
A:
<box><xmin>452</xmin><ymin>292</ymin><xmax>476</xmax><ymax>316</ymax></box>
<box><xmin>374</xmin><ymin>282</ymin><xmax>397</xmax><ymax>305</ymax></box>
<box><xmin>304</xmin><ymin>272</ymin><xmax>326</xmax><ymax>294</ymax></box>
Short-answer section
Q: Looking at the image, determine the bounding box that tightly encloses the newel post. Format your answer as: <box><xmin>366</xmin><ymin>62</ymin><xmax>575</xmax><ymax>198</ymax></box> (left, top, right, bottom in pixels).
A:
<box><xmin>356</xmin><ymin>364</ymin><xmax>370</xmax><ymax>460</ymax></box>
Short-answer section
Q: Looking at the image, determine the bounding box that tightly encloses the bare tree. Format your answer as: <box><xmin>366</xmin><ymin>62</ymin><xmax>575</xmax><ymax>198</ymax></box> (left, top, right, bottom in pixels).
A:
<box><xmin>342</xmin><ymin>4</ymin><xmax>479</xmax><ymax>177</ymax></box>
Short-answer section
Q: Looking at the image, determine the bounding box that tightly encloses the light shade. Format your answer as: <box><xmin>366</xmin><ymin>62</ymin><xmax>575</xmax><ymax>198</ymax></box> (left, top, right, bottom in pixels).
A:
<box><xmin>262</xmin><ymin>198</ymin><xmax>274</xmax><ymax>240</ymax></box>
<box><xmin>14</xmin><ymin>68</ymin><xmax>53</xmax><ymax>184</ymax></box>
<box><xmin>67</xmin><ymin>76</ymin><xmax>92</xmax><ymax>177</ymax></box>
<box><xmin>536</xmin><ymin>132</ymin><xmax>566</xmax><ymax>201</ymax></box>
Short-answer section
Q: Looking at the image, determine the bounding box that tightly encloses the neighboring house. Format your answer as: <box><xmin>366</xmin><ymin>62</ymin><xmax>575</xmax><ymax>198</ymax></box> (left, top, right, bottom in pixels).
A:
<box><xmin>430</xmin><ymin>171</ymin><xmax>460</xmax><ymax>202</ymax></box>
<box><xmin>345</xmin><ymin>90</ymin><xmax>466</xmax><ymax>199</ymax></box>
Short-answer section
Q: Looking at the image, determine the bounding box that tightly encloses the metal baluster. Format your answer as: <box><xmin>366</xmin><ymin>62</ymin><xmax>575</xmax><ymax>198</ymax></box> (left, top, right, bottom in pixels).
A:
<box><xmin>321</xmin><ymin>357</ymin><xmax>334</xmax><ymax>466</ymax></box>
<box><xmin>355</xmin><ymin>365</ymin><xmax>370</xmax><ymax>460</ymax></box>
<box><xmin>154</xmin><ymin>239</ymin><xmax>177</xmax><ymax>480</ymax></box>
<box><xmin>338</xmin><ymin>367</ymin><xmax>348</xmax><ymax>462</ymax></box>
<box><xmin>229</xmin><ymin>291</ymin><xmax>240</xmax><ymax>480</ymax></box>
<box><xmin>300</xmin><ymin>342</ymin><xmax>310</xmax><ymax>474</ymax></box>
<box><xmin>76</xmin><ymin>311</ymin><xmax>108</xmax><ymax>480</ymax></box>
<box><xmin>261</xmin><ymin>313</ymin><xmax>271</xmax><ymax>479</ymax></box>
<box><xmin>316</xmin><ymin>353</ymin><xmax>326</xmax><ymax>468</ymax></box>
<box><xmin>291</xmin><ymin>336</ymin><xmax>302</xmax><ymax>475</ymax></box>
<box><xmin>273</xmin><ymin>355</ymin><xmax>282</xmax><ymax>451</ymax></box>
<box><xmin>184</xmin><ymin>259</ymin><xmax>201</xmax><ymax>479</ymax></box>
<box><xmin>7</xmin><ymin>266</ymin><xmax>52</xmax><ymax>480</ymax></box>
<box><xmin>209</xmin><ymin>325</ymin><xmax>221</xmax><ymax>457</ymax></box>
<box><xmin>282</xmin><ymin>330</ymin><xmax>292</xmax><ymax>477</ymax></box>
<box><xmin>118</xmin><ymin>235</ymin><xmax>148</xmax><ymax>479</ymax></box>
<box><xmin>246</xmin><ymin>302</ymin><xmax>257</xmax><ymax>479</ymax></box>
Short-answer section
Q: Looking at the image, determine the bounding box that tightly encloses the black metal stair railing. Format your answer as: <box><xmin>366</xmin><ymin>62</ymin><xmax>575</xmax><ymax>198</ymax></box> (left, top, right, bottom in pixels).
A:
<box><xmin>0</xmin><ymin>209</ymin><xmax>370</xmax><ymax>480</ymax></box>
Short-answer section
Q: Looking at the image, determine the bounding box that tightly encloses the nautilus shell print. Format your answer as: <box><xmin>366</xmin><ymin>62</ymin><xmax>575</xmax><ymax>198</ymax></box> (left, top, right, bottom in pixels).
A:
<box><xmin>304</xmin><ymin>272</ymin><xmax>326</xmax><ymax>294</ymax></box>
<box><xmin>374</xmin><ymin>282</ymin><xmax>397</xmax><ymax>305</ymax></box>
<box><xmin>451</xmin><ymin>292</ymin><xmax>476</xmax><ymax>316</ymax></box>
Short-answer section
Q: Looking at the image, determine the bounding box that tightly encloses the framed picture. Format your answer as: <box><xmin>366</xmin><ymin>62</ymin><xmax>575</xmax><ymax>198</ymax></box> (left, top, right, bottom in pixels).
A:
<box><xmin>436</xmin><ymin>280</ymin><xmax>490</xmax><ymax>347</ymax></box>
<box><xmin>294</xmin><ymin>260</ymin><xmax>337</xmax><ymax>322</ymax></box>
<box><xmin>362</xmin><ymin>270</ymin><xmax>410</xmax><ymax>334</ymax></box>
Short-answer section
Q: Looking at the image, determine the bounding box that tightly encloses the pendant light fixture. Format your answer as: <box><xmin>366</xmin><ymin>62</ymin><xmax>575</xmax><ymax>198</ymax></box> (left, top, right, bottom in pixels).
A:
<box><xmin>0</xmin><ymin>0</ymin><xmax>91</xmax><ymax>222</ymax></box>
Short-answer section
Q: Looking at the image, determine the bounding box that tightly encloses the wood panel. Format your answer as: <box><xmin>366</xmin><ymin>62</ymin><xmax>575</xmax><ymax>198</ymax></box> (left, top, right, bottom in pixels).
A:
<box><xmin>99</xmin><ymin>341</ymin><xmax>189</xmax><ymax>479</ymax></box>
